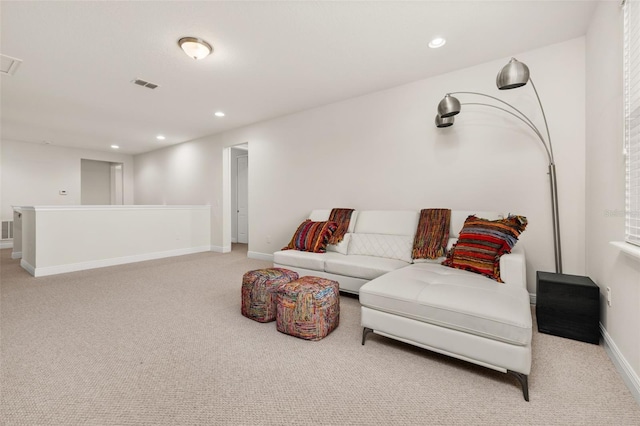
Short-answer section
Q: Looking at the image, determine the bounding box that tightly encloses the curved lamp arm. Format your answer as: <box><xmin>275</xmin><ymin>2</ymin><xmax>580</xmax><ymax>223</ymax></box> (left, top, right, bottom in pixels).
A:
<box><xmin>449</xmin><ymin>91</ymin><xmax>555</xmax><ymax>165</ymax></box>
<box><xmin>436</xmin><ymin>84</ymin><xmax>562</xmax><ymax>273</ymax></box>
<box><xmin>529</xmin><ymin>79</ymin><xmax>554</xmax><ymax>161</ymax></box>
<box><xmin>460</xmin><ymin>102</ymin><xmax>552</xmax><ymax>163</ymax></box>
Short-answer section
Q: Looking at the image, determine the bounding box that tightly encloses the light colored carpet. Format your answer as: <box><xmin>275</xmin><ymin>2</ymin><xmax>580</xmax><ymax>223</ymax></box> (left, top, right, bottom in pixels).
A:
<box><xmin>1</xmin><ymin>245</ymin><xmax>639</xmax><ymax>425</ymax></box>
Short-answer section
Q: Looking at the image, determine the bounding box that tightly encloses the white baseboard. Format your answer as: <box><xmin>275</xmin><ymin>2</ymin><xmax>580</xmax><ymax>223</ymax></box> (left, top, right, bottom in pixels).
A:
<box><xmin>22</xmin><ymin>246</ymin><xmax>211</xmax><ymax>278</ymax></box>
<box><xmin>11</xmin><ymin>251</ymin><xmax>22</xmax><ymax>259</ymax></box>
<box><xmin>231</xmin><ymin>237</ymin><xmax>238</xmax><ymax>243</ymax></box>
<box><xmin>20</xmin><ymin>259</ymin><xmax>36</xmax><ymax>276</ymax></box>
<box><xmin>248</xmin><ymin>251</ymin><xmax>274</xmax><ymax>262</ymax></box>
<box><xmin>0</xmin><ymin>240</ymin><xmax>13</xmax><ymax>249</ymax></box>
<box><xmin>601</xmin><ymin>323</ymin><xmax>640</xmax><ymax>405</ymax></box>
<box><xmin>529</xmin><ymin>293</ymin><xmax>536</xmax><ymax>305</ymax></box>
<box><xmin>211</xmin><ymin>245</ymin><xmax>232</xmax><ymax>253</ymax></box>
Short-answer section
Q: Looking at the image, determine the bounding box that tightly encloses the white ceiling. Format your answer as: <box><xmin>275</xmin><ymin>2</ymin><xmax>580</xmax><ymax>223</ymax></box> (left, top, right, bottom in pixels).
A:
<box><xmin>1</xmin><ymin>1</ymin><xmax>597</xmax><ymax>155</ymax></box>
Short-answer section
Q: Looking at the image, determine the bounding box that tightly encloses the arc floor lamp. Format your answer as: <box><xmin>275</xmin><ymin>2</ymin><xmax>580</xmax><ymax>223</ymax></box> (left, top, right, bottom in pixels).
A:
<box><xmin>435</xmin><ymin>58</ymin><xmax>562</xmax><ymax>273</ymax></box>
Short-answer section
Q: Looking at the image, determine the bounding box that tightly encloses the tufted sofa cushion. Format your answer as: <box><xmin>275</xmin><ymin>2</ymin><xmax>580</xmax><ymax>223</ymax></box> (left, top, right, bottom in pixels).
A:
<box><xmin>348</xmin><ymin>233</ymin><xmax>414</xmax><ymax>263</ymax></box>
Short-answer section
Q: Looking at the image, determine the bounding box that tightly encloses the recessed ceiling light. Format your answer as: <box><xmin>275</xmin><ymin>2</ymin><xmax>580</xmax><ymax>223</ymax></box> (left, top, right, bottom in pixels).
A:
<box><xmin>157</xmin><ymin>135</ymin><xmax>166</xmax><ymax>140</ymax></box>
<box><xmin>428</xmin><ymin>37</ymin><xmax>446</xmax><ymax>49</ymax></box>
<box><xmin>215</xmin><ymin>111</ymin><xmax>225</xmax><ymax>117</ymax></box>
<box><xmin>111</xmin><ymin>145</ymin><xmax>120</xmax><ymax>149</ymax></box>
<box><xmin>178</xmin><ymin>37</ymin><xmax>213</xmax><ymax>60</ymax></box>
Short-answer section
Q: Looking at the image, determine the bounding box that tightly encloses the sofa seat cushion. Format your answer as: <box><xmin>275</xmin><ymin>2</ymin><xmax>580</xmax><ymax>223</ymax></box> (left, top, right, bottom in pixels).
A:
<box><xmin>273</xmin><ymin>250</ymin><xmax>326</xmax><ymax>271</ymax></box>
<box><xmin>359</xmin><ymin>263</ymin><xmax>532</xmax><ymax>346</ymax></box>
<box><xmin>324</xmin><ymin>254</ymin><xmax>409</xmax><ymax>281</ymax></box>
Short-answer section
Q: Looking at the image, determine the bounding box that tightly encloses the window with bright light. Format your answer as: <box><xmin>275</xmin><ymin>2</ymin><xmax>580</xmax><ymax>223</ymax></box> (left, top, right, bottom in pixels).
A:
<box><xmin>624</xmin><ymin>0</ymin><xmax>640</xmax><ymax>246</ymax></box>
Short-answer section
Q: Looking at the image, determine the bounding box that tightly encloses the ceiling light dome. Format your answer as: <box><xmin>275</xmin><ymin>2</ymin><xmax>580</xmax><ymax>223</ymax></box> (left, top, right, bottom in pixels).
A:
<box><xmin>178</xmin><ymin>37</ymin><xmax>213</xmax><ymax>60</ymax></box>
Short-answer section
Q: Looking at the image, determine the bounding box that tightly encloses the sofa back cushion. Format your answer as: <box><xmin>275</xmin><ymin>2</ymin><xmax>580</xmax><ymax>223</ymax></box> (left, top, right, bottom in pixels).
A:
<box><xmin>353</xmin><ymin>210</ymin><xmax>419</xmax><ymax>236</ymax></box>
<box><xmin>348</xmin><ymin>233</ymin><xmax>414</xmax><ymax>263</ymax></box>
<box><xmin>346</xmin><ymin>211</ymin><xmax>418</xmax><ymax>263</ymax></box>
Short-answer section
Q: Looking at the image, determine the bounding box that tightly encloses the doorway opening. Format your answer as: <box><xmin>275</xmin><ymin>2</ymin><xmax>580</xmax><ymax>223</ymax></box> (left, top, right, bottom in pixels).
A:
<box><xmin>226</xmin><ymin>143</ymin><xmax>249</xmax><ymax>250</ymax></box>
<box><xmin>80</xmin><ymin>159</ymin><xmax>124</xmax><ymax>205</ymax></box>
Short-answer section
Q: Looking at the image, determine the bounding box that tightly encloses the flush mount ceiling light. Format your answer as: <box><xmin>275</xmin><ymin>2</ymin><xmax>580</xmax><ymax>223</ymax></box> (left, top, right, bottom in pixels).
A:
<box><xmin>214</xmin><ymin>111</ymin><xmax>225</xmax><ymax>117</ymax></box>
<box><xmin>156</xmin><ymin>135</ymin><xmax>166</xmax><ymax>140</ymax></box>
<box><xmin>111</xmin><ymin>145</ymin><xmax>120</xmax><ymax>149</ymax></box>
<box><xmin>178</xmin><ymin>37</ymin><xmax>212</xmax><ymax>60</ymax></box>
<box><xmin>428</xmin><ymin>37</ymin><xmax>446</xmax><ymax>49</ymax></box>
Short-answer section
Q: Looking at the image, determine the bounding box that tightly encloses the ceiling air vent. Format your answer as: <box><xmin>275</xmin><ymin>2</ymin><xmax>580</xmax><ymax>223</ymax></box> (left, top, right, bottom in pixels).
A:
<box><xmin>131</xmin><ymin>78</ymin><xmax>159</xmax><ymax>89</ymax></box>
<box><xmin>0</xmin><ymin>54</ymin><xmax>22</xmax><ymax>76</ymax></box>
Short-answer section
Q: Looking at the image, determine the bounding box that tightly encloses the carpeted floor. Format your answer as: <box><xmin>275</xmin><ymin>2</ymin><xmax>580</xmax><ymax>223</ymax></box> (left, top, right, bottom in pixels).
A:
<box><xmin>1</xmin><ymin>245</ymin><xmax>639</xmax><ymax>425</ymax></box>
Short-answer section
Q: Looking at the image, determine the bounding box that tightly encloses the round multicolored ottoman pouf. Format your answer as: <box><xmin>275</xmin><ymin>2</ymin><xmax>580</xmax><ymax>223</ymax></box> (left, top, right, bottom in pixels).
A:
<box><xmin>276</xmin><ymin>276</ymin><xmax>340</xmax><ymax>341</ymax></box>
<box><xmin>241</xmin><ymin>268</ymin><xmax>299</xmax><ymax>323</ymax></box>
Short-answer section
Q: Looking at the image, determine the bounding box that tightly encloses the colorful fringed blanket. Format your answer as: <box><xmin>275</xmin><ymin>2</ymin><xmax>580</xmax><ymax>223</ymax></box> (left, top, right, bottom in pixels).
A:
<box><xmin>328</xmin><ymin>208</ymin><xmax>354</xmax><ymax>244</ymax></box>
<box><xmin>412</xmin><ymin>208</ymin><xmax>451</xmax><ymax>259</ymax></box>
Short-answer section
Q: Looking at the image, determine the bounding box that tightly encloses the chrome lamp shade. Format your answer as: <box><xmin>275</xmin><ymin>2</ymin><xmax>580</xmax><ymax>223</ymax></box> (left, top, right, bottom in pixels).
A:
<box><xmin>437</xmin><ymin>94</ymin><xmax>461</xmax><ymax>118</ymax></box>
<box><xmin>435</xmin><ymin>114</ymin><xmax>454</xmax><ymax>128</ymax></box>
<box><xmin>496</xmin><ymin>58</ymin><xmax>530</xmax><ymax>90</ymax></box>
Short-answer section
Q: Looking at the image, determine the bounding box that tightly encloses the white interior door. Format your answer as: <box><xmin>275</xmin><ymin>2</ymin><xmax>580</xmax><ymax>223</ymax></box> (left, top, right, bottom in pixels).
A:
<box><xmin>237</xmin><ymin>155</ymin><xmax>248</xmax><ymax>244</ymax></box>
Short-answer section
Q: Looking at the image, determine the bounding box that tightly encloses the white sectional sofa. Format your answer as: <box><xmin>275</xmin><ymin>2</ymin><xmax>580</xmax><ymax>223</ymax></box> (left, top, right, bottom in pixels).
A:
<box><xmin>273</xmin><ymin>209</ymin><xmax>532</xmax><ymax>401</ymax></box>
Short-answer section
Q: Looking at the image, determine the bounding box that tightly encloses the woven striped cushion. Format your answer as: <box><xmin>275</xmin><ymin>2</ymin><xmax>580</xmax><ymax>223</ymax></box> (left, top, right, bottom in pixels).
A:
<box><xmin>283</xmin><ymin>220</ymin><xmax>338</xmax><ymax>253</ymax></box>
<box><xmin>442</xmin><ymin>215</ymin><xmax>527</xmax><ymax>282</ymax></box>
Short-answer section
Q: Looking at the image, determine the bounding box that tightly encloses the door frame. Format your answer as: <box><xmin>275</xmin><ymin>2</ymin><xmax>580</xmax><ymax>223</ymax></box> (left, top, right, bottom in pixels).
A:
<box><xmin>222</xmin><ymin>143</ymin><xmax>249</xmax><ymax>252</ymax></box>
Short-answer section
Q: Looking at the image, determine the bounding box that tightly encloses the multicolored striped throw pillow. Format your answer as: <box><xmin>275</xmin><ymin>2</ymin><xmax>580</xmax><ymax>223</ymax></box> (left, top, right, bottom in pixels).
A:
<box><xmin>442</xmin><ymin>215</ymin><xmax>528</xmax><ymax>282</ymax></box>
<box><xmin>283</xmin><ymin>220</ymin><xmax>338</xmax><ymax>253</ymax></box>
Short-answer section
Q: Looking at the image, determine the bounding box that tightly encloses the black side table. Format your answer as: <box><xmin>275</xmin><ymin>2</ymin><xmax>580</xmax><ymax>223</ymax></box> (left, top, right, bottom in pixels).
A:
<box><xmin>536</xmin><ymin>271</ymin><xmax>600</xmax><ymax>345</ymax></box>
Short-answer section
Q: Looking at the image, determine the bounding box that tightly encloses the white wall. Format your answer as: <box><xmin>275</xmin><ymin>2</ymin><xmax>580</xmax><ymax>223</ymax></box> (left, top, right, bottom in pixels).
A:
<box><xmin>133</xmin><ymin>137</ymin><xmax>222</xmax><ymax>249</ymax></box>
<box><xmin>81</xmin><ymin>159</ymin><xmax>111</xmax><ymax>205</ymax></box>
<box><xmin>586</xmin><ymin>1</ymin><xmax>640</xmax><ymax>399</ymax></box>
<box><xmin>0</xmin><ymin>140</ymin><xmax>134</xmax><ymax>221</ymax></box>
<box><xmin>135</xmin><ymin>38</ymin><xmax>587</xmax><ymax>295</ymax></box>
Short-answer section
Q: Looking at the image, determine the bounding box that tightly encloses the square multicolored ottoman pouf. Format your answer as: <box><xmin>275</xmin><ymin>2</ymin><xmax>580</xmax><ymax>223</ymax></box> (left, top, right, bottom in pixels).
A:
<box><xmin>276</xmin><ymin>276</ymin><xmax>340</xmax><ymax>341</ymax></box>
<box><xmin>241</xmin><ymin>268</ymin><xmax>299</xmax><ymax>323</ymax></box>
